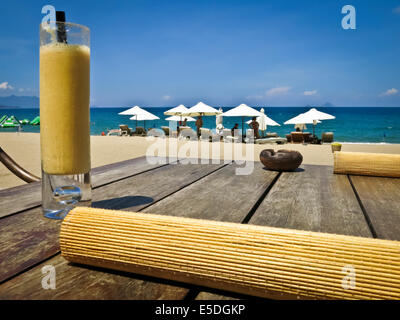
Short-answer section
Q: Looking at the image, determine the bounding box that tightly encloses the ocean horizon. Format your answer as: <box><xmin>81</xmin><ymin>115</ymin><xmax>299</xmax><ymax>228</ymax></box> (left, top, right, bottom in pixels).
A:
<box><xmin>1</xmin><ymin>106</ymin><xmax>399</xmax><ymax>144</ymax></box>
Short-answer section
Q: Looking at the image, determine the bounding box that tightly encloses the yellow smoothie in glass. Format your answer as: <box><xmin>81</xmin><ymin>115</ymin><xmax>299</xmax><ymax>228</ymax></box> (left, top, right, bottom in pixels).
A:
<box><xmin>40</xmin><ymin>43</ymin><xmax>90</xmax><ymax>175</ymax></box>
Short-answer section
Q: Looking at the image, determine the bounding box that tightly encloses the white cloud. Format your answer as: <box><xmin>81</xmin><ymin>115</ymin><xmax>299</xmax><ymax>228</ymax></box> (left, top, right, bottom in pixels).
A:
<box><xmin>162</xmin><ymin>95</ymin><xmax>171</xmax><ymax>101</ymax></box>
<box><xmin>266</xmin><ymin>86</ymin><xmax>291</xmax><ymax>96</ymax></box>
<box><xmin>0</xmin><ymin>82</ymin><xmax>13</xmax><ymax>90</ymax></box>
<box><xmin>303</xmin><ymin>90</ymin><xmax>317</xmax><ymax>96</ymax></box>
<box><xmin>393</xmin><ymin>6</ymin><xmax>400</xmax><ymax>14</ymax></box>
<box><xmin>380</xmin><ymin>88</ymin><xmax>398</xmax><ymax>96</ymax></box>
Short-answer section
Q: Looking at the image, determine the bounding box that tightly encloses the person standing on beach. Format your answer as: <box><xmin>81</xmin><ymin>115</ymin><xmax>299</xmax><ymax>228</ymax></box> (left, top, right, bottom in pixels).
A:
<box><xmin>195</xmin><ymin>116</ymin><xmax>203</xmax><ymax>138</ymax></box>
<box><xmin>182</xmin><ymin>118</ymin><xmax>188</xmax><ymax>126</ymax></box>
<box><xmin>250</xmin><ymin>117</ymin><xmax>260</xmax><ymax>139</ymax></box>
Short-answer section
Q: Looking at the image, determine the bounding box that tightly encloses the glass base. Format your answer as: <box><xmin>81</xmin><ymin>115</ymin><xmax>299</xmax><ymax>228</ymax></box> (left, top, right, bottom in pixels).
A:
<box><xmin>42</xmin><ymin>170</ymin><xmax>91</xmax><ymax>219</ymax></box>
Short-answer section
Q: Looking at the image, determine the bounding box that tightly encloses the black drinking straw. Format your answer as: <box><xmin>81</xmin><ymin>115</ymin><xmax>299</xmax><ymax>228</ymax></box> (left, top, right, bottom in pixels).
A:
<box><xmin>56</xmin><ymin>11</ymin><xmax>67</xmax><ymax>43</ymax></box>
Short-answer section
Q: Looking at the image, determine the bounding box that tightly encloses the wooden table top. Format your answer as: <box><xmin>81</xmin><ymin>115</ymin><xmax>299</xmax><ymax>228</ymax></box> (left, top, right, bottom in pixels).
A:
<box><xmin>0</xmin><ymin>156</ymin><xmax>399</xmax><ymax>300</ymax></box>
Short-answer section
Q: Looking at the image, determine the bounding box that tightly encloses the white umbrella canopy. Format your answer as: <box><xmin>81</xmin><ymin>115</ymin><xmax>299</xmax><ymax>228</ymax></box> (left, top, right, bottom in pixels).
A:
<box><xmin>182</xmin><ymin>102</ymin><xmax>221</xmax><ymax>117</ymax></box>
<box><xmin>285</xmin><ymin>109</ymin><xmax>328</xmax><ymax>136</ymax></box>
<box><xmin>128</xmin><ymin>107</ymin><xmax>159</xmax><ymax>130</ymax></box>
<box><xmin>118</xmin><ymin>105</ymin><xmax>143</xmax><ymax>115</ymax></box>
<box><xmin>223</xmin><ymin>104</ymin><xmax>262</xmax><ymax>139</ymax></box>
<box><xmin>303</xmin><ymin>108</ymin><xmax>335</xmax><ymax>121</ymax></box>
<box><xmin>164</xmin><ymin>104</ymin><xmax>188</xmax><ymax>116</ymax></box>
<box><xmin>165</xmin><ymin>115</ymin><xmax>195</xmax><ymax>122</ymax></box>
<box><xmin>222</xmin><ymin>104</ymin><xmax>262</xmax><ymax>117</ymax></box>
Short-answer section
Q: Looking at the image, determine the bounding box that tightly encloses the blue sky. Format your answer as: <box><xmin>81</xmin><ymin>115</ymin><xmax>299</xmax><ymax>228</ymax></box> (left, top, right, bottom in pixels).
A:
<box><xmin>0</xmin><ymin>0</ymin><xmax>399</xmax><ymax>107</ymax></box>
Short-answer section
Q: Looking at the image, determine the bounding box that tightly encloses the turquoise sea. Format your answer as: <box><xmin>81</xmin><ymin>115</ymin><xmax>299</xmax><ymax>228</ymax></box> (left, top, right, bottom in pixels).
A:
<box><xmin>1</xmin><ymin>107</ymin><xmax>399</xmax><ymax>144</ymax></box>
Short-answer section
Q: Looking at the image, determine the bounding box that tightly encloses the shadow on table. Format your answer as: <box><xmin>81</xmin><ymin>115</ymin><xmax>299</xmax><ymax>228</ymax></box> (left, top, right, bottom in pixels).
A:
<box><xmin>262</xmin><ymin>167</ymin><xmax>305</xmax><ymax>173</ymax></box>
<box><xmin>92</xmin><ymin>195</ymin><xmax>154</xmax><ymax>210</ymax></box>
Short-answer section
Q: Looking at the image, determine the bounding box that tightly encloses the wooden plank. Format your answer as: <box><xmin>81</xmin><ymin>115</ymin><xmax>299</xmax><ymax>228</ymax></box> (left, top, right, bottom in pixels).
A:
<box><xmin>349</xmin><ymin>175</ymin><xmax>400</xmax><ymax>241</ymax></box>
<box><xmin>0</xmin><ymin>162</ymin><xmax>279</xmax><ymax>299</ymax></box>
<box><xmin>0</xmin><ymin>255</ymin><xmax>188</xmax><ymax>300</ymax></box>
<box><xmin>142</xmin><ymin>162</ymin><xmax>278</xmax><ymax>222</ymax></box>
<box><xmin>0</xmin><ymin>156</ymin><xmax>166</xmax><ymax>219</ymax></box>
<box><xmin>197</xmin><ymin>165</ymin><xmax>375</xmax><ymax>301</ymax></box>
<box><xmin>249</xmin><ymin>165</ymin><xmax>372</xmax><ymax>237</ymax></box>
<box><xmin>0</xmin><ymin>181</ymin><xmax>41</xmax><ymax>218</ymax></box>
<box><xmin>0</xmin><ymin>161</ymin><xmax>225</xmax><ymax>290</ymax></box>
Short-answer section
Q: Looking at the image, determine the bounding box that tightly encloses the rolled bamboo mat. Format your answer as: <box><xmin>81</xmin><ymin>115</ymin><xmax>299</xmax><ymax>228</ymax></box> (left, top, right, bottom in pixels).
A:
<box><xmin>334</xmin><ymin>152</ymin><xmax>400</xmax><ymax>178</ymax></box>
<box><xmin>60</xmin><ymin>207</ymin><xmax>400</xmax><ymax>300</ymax></box>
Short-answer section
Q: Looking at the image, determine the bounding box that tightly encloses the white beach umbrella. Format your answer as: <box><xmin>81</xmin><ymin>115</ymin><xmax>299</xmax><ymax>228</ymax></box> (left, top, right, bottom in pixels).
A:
<box><xmin>182</xmin><ymin>102</ymin><xmax>221</xmax><ymax>117</ymax></box>
<box><xmin>128</xmin><ymin>107</ymin><xmax>159</xmax><ymax>130</ymax></box>
<box><xmin>118</xmin><ymin>106</ymin><xmax>142</xmax><ymax>115</ymax></box>
<box><xmin>164</xmin><ymin>104</ymin><xmax>188</xmax><ymax>116</ymax></box>
<box><xmin>165</xmin><ymin>115</ymin><xmax>196</xmax><ymax>122</ymax></box>
<box><xmin>285</xmin><ymin>108</ymin><xmax>334</xmax><ymax>136</ymax></box>
<box><xmin>119</xmin><ymin>105</ymin><xmax>144</xmax><ymax>127</ymax></box>
<box><xmin>222</xmin><ymin>104</ymin><xmax>262</xmax><ymax>138</ymax></box>
<box><xmin>216</xmin><ymin>107</ymin><xmax>223</xmax><ymax>126</ymax></box>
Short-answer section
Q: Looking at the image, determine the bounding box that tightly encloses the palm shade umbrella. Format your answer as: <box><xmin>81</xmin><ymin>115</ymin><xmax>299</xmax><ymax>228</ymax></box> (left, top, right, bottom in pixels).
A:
<box><xmin>222</xmin><ymin>104</ymin><xmax>262</xmax><ymax>138</ymax></box>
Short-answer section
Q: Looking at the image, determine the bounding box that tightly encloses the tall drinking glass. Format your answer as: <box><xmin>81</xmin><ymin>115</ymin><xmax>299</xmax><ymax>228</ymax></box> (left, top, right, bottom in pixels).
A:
<box><xmin>40</xmin><ymin>21</ymin><xmax>91</xmax><ymax>219</ymax></box>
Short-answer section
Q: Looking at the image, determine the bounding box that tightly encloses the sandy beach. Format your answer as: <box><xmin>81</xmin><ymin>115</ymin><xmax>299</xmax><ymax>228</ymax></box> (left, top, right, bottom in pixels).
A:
<box><xmin>0</xmin><ymin>132</ymin><xmax>399</xmax><ymax>190</ymax></box>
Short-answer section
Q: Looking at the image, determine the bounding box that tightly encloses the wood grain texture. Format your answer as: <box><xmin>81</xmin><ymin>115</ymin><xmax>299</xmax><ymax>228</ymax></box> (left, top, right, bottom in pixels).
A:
<box><xmin>0</xmin><ymin>156</ymin><xmax>166</xmax><ymax>219</ymax></box>
<box><xmin>249</xmin><ymin>165</ymin><xmax>372</xmax><ymax>237</ymax></box>
<box><xmin>0</xmin><ymin>255</ymin><xmax>188</xmax><ymax>300</ymax></box>
<box><xmin>350</xmin><ymin>175</ymin><xmax>400</xmax><ymax>241</ymax></box>
<box><xmin>142</xmin><ymin>162</ymin><xmax>278</xmax><ymax>222</ymax></box>
<box><xmin>0</xmin><ymin>162</ymin><xmax>226</xmax><ymax>298</ymax></box>
<box><xmin>0</xmin><ymin>207</ymin><xmax>61</xmax><ymax>283</ymax></box>
<box><xmin>0</xmin><ymin>162</ymin><xmax>277</xmax><ymax>300</ymax></box>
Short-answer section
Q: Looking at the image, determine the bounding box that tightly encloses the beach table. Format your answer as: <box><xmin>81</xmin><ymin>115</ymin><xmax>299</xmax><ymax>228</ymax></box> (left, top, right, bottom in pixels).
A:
<box><xmin>0</xmin><ymin>156</ymin><xmax>399</xmax><ymax>299</ymax></box>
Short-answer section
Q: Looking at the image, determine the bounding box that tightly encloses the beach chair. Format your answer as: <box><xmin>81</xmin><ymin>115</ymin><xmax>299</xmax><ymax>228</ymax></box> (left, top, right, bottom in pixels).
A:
<box><xmin>244</xmin><ymin>129</ymin><xmax>255</xmax><ymax>143</ymax></box>
<box><xmin>200</xmin><ymin>128</ymin><xmax>212</xmax><ymax>141</ymax></box>
<box><xmin>161</xmin><ymin>126</ymin><xmax>170</xmax><ymax>136</ymax></box>
<box><xmin>322</xmin><ymin>132</ymin><xmax>334</xmax><ymax>143</ymax></box>
<box><xmin>266</xmin><ymin>132</ymin><xmax>279</xmax><ymax>138</ymax></box>
<box><xmin>222</xmin><ymin>129</ymin><xmax>239</xmax><ymax>143</ymax></box>
<box><xmin>178</xmin><ymin>127</ymin><xmax>196</xmax><ymax>140</ymax></box>
<box><xmin>291</xmin><ymin>132</ymin><xmax>304</xmax><ymax>144</ymax></box>
<box><xmin>285</xmin><ymin>134</ymin><xmax>292</xmax><ymax>143</ymax></box>
<box><xmin>119</xmin><ymin>125</ymin><xmax>132</xmax><ymax>136</ymax></box>
<box><xmin>133</xmin><ymin>126</ymin><xmax>146</xmax><ymax>136</ymax></box>
<box><xmin>303</xmin><ymin>132</ymin><xmax>313</xmax><ymax>143</ymax></box>
<box><xmin>255</xmin><ymin>137</ymin><xmax>288</xmax><ymax>145</ymax></box>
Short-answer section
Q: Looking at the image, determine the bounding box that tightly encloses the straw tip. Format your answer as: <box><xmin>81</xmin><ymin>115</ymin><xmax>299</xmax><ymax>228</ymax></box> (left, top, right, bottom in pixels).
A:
<box><xmin>56</xmin><ymin>11</ymin><xmax>66</xmax><ymax>23</ymax></box>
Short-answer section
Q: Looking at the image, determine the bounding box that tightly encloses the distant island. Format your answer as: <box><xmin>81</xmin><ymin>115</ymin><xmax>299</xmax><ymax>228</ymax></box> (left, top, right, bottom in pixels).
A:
<box><xmin>0</xmin><ymin>95</ymin><xmax>39</xmax><ymax>108</ymax></box>
<box><xmin>322</xmin><ymin>102</ymin><xmax>335</xmax><ymax>108</ymax></box>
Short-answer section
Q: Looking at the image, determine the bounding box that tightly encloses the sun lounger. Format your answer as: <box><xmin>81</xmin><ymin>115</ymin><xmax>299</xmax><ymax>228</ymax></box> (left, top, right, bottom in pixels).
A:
<box><xmin>133</xmin><ymin>126</ymin><xmax>146</xmax><ymax>136</ymax></box>
<box><xmin>265</xmin><ymin>132</ymin><xmax>279</xmax><ymax>138</ymax></box>
<box><xmin>303</xmin><ymin>132</ymin><xmax>313</xmax><ymax>143</ymax></box>
<box><xmin>322</xmin><ymin>132</ymin><xmax>334</xmax><ymax>143</ymax></box>
<box><xmin>255</xmin><ymin>137</ymin><xmax>288</xmax><ymax>145</ymax></box>
<box><xmin>106</xmin><ymin>129</ymin><xmax>120</xmax><ymax>136</ymax></box>
<box><xmin>291</xmin><ymin>132</ymin><xmax>304</xmax><ymax>143</ymax></box>
<box><xmin>119</xmin><ymin>125</ymin><xmax>132</xmax><ymax>136</ymax></box>
<box><xmin>285</xmin><ymin>134</ymin><xmax>292</xmax><ymax>143</ymax></box>
<box><xmin>200</xmin><ymin>128</ymin><xmax>211</xmax><ymax>141</ymax></box>
<box><xmin>161</xmin><ymin>126</ymin><xmax>170</xmax><ymax>136</ymax></box>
